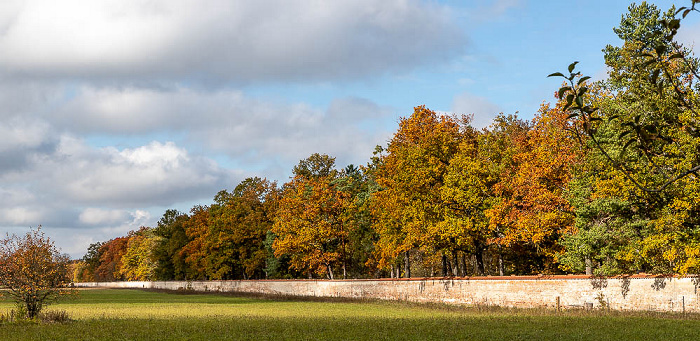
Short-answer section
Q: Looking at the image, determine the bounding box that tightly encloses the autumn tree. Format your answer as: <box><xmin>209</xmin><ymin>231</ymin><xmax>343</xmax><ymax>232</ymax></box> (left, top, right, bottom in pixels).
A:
<box><xmin>120</xmin><ymin>227</ymin><xmax>161</xmax><ymax>281</ymax></box>
<box><xmin>473</xmin><ymin>114</ymin><xmax>530</xmax><ymax>275</ymax></box>
<box><xmin>273</xmin><ymin>154</ymin><xmax>348</xmax><ymax>279</ymax></box>
<box><xmin>0</xmin><ymin>227</ymin><xmax>71</xmax><ymax>319</ymax></box>
<box><xmin>179</xmin><ymin>205</ymin><xmax>211</xmax><ymax>280</ymax></box>
<box><xmin>94</xmin><ymin>237</ymin><xmax>129</xmax><ymax>281</ymax></box>
<box><xmin>372</xmin><ymin>106</ymin><xmax>470</xmax><ymax>277</ymax></box>
<box><xmin>487</xmin><ymin>104</ymin><xmax>581</xmax><ymax>274</ymax></box>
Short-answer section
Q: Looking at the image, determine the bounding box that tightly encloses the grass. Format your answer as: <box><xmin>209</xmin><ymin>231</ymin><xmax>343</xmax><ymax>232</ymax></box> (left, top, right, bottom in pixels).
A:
<box><xmin>0</xmin><ymin>289</ymin><xmax>699</xmax><ymax>340</ymax></box>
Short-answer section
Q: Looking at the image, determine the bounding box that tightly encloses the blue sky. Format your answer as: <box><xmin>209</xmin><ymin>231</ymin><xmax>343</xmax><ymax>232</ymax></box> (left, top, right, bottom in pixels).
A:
<box><xmin>0</xmin><ymin>0</ymin><xmax>697</xmax><ymax>258</ymax></box>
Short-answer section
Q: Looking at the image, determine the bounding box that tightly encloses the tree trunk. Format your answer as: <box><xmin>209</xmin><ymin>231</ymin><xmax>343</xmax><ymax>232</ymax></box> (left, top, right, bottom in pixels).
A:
<box><xmin>452</xmin><ymin>253</ymin><xmax>459</xmax><ymax>277</ymax></box>
<box><xmin>498</xmin><ymin>253</ymin><xmax>504</xmax><ymax>276</ymax></box>
<box><xmin>475</xmin><ymin>249</ymin><xmax>485</xmax><ymax>275</ymax></box>
<box><xmin>327</xmin><ymin>264</ymin><xmax>334</xmax><ymax>280</ymax></box>
<box><xmin>498</xmin><ymin>245</ymin><xmax>504</xmax><ymax>276</ymax></box>
<box><xmin>585</xmin><ymin>257</ymin><xmax>593</xmax><ymax>275</ymax></box>
<box><xmin>404</xmin><ymin>251</ymin><xmax>411</xmax><ymax>278</ymax></box>
<box><xmin>442</xmin><ymin>253</ymin><xmax>448</xmax><ymax>277</ymax></box>
<box><xmin>461</xmin><ymin>253</ymin><xmax>468</xmax><ymax>277</ymax></box>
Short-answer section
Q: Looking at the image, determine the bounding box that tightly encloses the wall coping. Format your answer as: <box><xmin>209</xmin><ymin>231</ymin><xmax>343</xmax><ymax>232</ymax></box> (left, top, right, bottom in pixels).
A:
<box><xmin>76</xmin><ymin>273</ymin><xmax>698</xmax><ymax>284</ymax></box>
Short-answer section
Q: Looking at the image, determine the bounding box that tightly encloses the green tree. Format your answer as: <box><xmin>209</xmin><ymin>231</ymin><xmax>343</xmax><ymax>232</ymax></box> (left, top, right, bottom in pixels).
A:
<box><xmin>550</xmin><ymin>2</ymin><xmax>700</xmax><ymax>193</ymax></box>
<box><xmin>292</xmin><ymin>153</ymin><xmax>338</xmax><ymax>180</ymax></box>
<box><xmin>77</xmin><ymin>241</ymin><xmax>103</xmax><ymax>282</ymax></box>
<box><xmin>205</xmin><ymin>178</ymin><xmax>278</xmax><ymax>280</ymax></box>
<box><xmin>334</xmin><ymin>164</ymin><xmax>380</xmax><ymax>278</ymax></box>
<box><xmin>152</xmin><ymin>209</ymin><xmax>190</xmax><ymax>280</ymax></box>
<box><xmin>553</xmin><ymin>2</ymin><xmax>700</xmax><ymax>274</ymax></box>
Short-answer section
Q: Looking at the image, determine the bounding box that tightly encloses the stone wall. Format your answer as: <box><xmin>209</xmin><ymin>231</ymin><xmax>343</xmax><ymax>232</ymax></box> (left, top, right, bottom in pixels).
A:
<box><xmin>75</xmin><ymin>275</ymin><xmax>700</xmax><ymax>313</ymax></box>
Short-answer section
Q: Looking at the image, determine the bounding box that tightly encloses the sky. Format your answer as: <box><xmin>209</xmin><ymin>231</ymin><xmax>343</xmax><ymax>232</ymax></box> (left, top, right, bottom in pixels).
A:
<box><xmin>0</xmin><ymin>0</ymin><xmax>698</xmax><ymax>259</ymax></box>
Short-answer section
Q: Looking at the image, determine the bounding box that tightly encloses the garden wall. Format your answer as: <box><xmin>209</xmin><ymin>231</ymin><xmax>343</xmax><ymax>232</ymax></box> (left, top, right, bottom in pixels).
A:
<box><xmin>75</xmin><ymin>275</ymin><xmax>700</xmax><ymax>313</ymax></box>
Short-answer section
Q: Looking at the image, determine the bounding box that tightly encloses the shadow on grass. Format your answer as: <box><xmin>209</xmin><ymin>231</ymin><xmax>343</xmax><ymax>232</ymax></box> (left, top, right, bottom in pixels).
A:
<box><xmin>1</xmin><ymin>312</ymin><xmax>700</xmax><ymax>341</ymax></box>
<box><xmin>132</xmin><ymin>287</ymin><xmax>700</xmax><ymax>321</ymax></box>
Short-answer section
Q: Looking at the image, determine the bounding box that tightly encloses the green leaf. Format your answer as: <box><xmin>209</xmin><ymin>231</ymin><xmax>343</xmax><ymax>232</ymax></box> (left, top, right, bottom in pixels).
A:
<box><xmin>547</xmin><ymin>72</ymin><xmax>565</xmax><ymax>78</ymax></box>
<box><xmin>565</xmin><ymin>94</ymin><xmax>574</xmax><ymax>106</ymax></box>
<box><xmin>585</xmin><ymin>107</ymin><xmax>598</xmax><ymax>114</ymax></box>
<box><xmin>566</xmin><ymin>113</ymin><xmax>579</xmax><ymax>119</ymax></box>
<box><xmin>577</xmin><ymin>76</ymin><xmax>591</xmax><ymax>86</ymax></box>
<box><xmin>557</xmin><ymin>86</ymin><xmax>571</xmax><ymax>99</ymax></box>
<box><xmin>577</xmin><ymin>87</ymin><xmax>588</xmax><ymax>97</ymax></box>
<box><xmin>669</xmin><ymin>53</ymin><xmax>684</xmax><ymax>60</ymax></box>
<box><xmin>669</xmin><ymin>19</ymin><xmax>681</xmax><ymax>30</ymax></box>
<box><xmin>568</xmin><ymin>61</ymin><xmax>579</xmax><ymax>73</ymax></box>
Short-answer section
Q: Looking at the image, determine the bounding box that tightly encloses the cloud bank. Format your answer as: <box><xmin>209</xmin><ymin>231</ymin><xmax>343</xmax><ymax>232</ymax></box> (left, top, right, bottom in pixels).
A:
<box><xmin>0</xmin><ymin>0</ymin><xmax>465</xmax><ymax>83</ymax></box>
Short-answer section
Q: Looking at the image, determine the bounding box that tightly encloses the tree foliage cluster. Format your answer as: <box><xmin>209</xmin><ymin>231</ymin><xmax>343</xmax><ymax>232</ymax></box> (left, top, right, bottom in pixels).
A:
<box><xmin>0</xmin><ymin>228</ymin><xmax>71</xmax><ymax>319</ymax></box>
<box><xmin>74</xmin><ymin>2</ymin><xmax>700</xmax><ymax>280</ymax></box>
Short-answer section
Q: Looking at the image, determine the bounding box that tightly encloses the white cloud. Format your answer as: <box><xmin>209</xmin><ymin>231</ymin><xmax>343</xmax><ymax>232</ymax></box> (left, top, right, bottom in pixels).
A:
<box><xmin>0</xmin><ymin>132</ymin><xmax>237</xmax><ymax>224</ymax></box>
<box><xmin>42</xmin><ymin>139</ymin><xmax>235</xmax><ymax>207</ymax></box>
<box><xmin>51</xmin><ymin>86</ymin><xmax>395</xmax><ymax>172</ymax></box>
<box><xmin>0</xmin><ymin>207</ymin><xmax>45</xmax><ymax>225</ymax></box>
<box><xmin>452</xmin><ymin>92</ymin><xmax>502</xmax><ymax>128</ymax></box>
<box><xmin>78</xmin><ymin>208</ymin><xmax>129</xmax><ymax>226</ymax></box>
<box><xmin>0</xmin><ymin>0</ymin><xmax>465</xmax><ymax>83</ymax></box>
<box><xmin>0</xmin><ymin>117</ymin><xmax>51</xmax><ymax>152</ymax></box>
<box><xmin>48</xmin><ymin>209</ymin><xmax>153</xmax><ymax>257</ymax></box>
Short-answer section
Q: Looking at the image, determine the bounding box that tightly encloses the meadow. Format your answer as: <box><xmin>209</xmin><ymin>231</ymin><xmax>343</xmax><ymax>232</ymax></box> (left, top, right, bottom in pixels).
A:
<box><xmin>1</xmin><ymin>289</ymin><xmax>699</xmax><ymax>340</ymax></box>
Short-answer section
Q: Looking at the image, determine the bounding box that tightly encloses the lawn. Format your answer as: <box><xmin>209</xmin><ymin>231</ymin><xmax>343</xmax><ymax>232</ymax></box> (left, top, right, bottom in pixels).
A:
<box><xmin>1</xmin><ymin>289</ymin><xmax>699</xmax><ymax>340</ymax></box>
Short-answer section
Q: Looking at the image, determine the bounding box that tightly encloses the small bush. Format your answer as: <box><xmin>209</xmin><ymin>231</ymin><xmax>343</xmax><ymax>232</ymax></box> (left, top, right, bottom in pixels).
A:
<box><xmin>0</xmin><ymin>308</ymin><xmax>71</xmax><ymax>324</ymax></box>
<box><xmin>13</xmin><ymin>304</ymin><xmax>28</xmax><ymax>320</ymax></box>
<box><xmin>39</xmin><ymin>310</ymin><xmax>72</xmax><ymax>323</ymax></box>
<box><xmin>0</xmin><ymin>308</ymin><xmax>27</xmax><ymax>324</ymax></box>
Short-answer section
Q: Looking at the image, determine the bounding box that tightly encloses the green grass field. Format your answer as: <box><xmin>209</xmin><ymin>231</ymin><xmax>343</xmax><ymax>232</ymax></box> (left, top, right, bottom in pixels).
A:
<box><xmin>1</xmin><ymin>289</ymin><xmax>699</xmax><ymax>340</ymax></box>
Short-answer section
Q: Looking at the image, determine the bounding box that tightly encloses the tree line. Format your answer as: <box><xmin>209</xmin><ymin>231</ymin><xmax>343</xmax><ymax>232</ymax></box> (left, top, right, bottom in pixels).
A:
<box><xmin>72</xmin><ymin>2</ymin><xmax>700</xmax><ymax>281</ymax></box>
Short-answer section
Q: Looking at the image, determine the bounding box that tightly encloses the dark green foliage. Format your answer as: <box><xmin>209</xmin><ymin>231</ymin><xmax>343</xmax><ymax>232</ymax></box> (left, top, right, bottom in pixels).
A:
<box><xmin>152</xmin><ymin>209</ymin><xmax>190</xmax><ymax>280</ymax></box>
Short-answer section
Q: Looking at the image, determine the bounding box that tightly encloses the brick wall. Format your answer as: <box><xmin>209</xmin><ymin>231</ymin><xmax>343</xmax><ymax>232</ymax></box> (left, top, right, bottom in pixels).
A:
<box><xmin>75</xmin><ymin>275</ymin><xmax>700</xmax><ymax>312</ymax></box>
